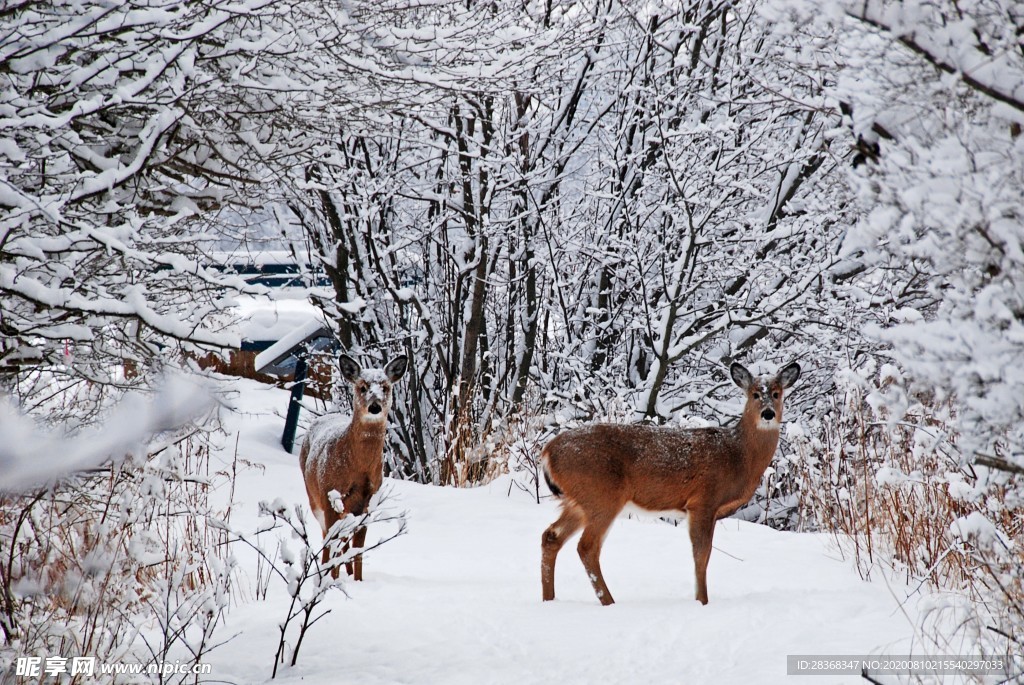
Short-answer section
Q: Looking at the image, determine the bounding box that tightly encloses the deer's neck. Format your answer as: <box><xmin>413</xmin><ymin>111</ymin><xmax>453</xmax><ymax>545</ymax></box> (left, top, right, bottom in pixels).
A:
<box><xmin>351</xmin><ymin>414</ymin><xmax>387</xmax><ymax>444</ymax></box>
<box><xmin>736</xmin><ymin>409</ymin><xmax>781</xmax><ymax>476</ymax></box>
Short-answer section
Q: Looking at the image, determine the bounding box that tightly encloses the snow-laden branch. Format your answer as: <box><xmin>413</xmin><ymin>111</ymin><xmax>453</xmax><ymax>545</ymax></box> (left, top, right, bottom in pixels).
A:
<box><xmin>0</xmin><ymin>374</ymin><xmax>215</xmax><ymax>492</ymax></box>
<box><xmin>840</xmin><ymin>0</ymin><xmax>1024</xmax><ymax>113</ymax></box>
<box><xmin>1</xmin><ymin>0</ymin><xmax>326</xmax><ymax>382</ymax></box>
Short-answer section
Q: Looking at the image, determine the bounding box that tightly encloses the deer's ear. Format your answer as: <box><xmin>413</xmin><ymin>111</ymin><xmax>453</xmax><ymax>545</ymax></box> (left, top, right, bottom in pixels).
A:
<box><xmin>384</xmin><ymin>355</ymin><xmax>409</xmax><ymax>382</ymax></box>
<box><xmin>730</xmin><ymin>362</ymin><xmax>754</xmax><ymax>390</ymax></box>
<box><xmin>778</xmin><ymin>362</ymin><xmax>801</xmax><ymax>389</ymax></box>
<box><xmin>338</xmin><ymin>354</ymin><xmax>361</xmax><ymax>383</ymax></box>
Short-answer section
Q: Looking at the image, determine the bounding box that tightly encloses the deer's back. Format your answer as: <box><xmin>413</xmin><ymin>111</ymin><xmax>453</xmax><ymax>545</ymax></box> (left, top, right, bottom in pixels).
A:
<box><xmin>300</xmin><ymin>413</ymin><xmax>357</xmax><ymax>487</ymax></box>
<box><xmin>543</xmin><ymin>423</ymin><xmax>745</xmax><ymax>511</ymax></box>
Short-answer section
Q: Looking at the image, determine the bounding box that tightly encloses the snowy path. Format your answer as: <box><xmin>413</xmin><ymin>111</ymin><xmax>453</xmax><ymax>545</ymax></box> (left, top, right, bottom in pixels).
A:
<box><xmin>208</xmin><ymin>380</ymin><xmax>918</xmax><ymax>684</ymax></box>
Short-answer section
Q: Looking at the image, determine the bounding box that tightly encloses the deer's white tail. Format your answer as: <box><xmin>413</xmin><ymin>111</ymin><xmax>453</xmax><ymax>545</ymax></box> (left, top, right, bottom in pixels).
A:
<box><xmin>541</xmin><ymin>448</ymin><xmax>563</xmax><ymax>498</ymax></box>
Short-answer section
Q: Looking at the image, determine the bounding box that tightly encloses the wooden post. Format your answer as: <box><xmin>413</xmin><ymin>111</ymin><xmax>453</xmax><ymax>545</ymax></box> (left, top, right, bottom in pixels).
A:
<box><xmin>282</xmin><ymin>352</ymin><xmax>308</xmax><ymax>453</ymax></box>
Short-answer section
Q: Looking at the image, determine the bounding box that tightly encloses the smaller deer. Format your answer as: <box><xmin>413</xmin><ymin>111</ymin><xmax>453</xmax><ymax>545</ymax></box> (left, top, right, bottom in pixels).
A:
<box><xmin>541</xmin><ymin>360</ymin><xmax>800</xmax><ymax>605</ymax></box>
<box><xmin>299</xmin><ymin>353</ymin><xmax>408</xmax><ymax>579</ymax></box>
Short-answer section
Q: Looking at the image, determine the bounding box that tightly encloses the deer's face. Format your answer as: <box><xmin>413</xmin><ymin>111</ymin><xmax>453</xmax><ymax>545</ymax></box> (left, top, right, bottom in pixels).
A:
<box><xmin>730</xmin><ymin>361</ymin><xmax>801</xmax><ymax>430</ymax></box>
<box><xmin>354</xmin><ymin>372</ymin><xmax>395</xmax><ymax>422</ymax></box>
<box><xmin>339</xmin><ymin>354</ymin><xmax>410</xmax><ymax>423</ymax></box>
<box><xmin>749</xmin><ymin>376</ymin><xmax>785</xmax><ymax>429</ymax></box>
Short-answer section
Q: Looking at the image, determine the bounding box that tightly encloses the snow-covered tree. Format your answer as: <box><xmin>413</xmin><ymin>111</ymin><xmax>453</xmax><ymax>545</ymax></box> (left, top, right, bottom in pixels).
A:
<box><xmin>0</xmin><ymin>0</ymin><xmax>343</xmax><ymax>417</ymax></box>
<box><xmin>266</xmin><ymin>0</ymin><xmax>865</xmax><ymax>484</ymax></box>
<box><xmin>831</xmin><ymin>0</ymin><xmax>1024</xmax><ymax>470</ymax></box>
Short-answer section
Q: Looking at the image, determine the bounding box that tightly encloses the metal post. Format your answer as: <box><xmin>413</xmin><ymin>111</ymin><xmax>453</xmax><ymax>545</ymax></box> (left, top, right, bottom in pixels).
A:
<box><xmin>281</xmin><ymin>352</ymin><xmax>308</xmax><ymax>453</ymax></box>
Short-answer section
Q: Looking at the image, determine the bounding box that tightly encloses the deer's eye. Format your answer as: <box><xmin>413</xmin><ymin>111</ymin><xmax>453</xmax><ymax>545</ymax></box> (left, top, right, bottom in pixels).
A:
<box><xmin>772</xmin><ymin>391</ymin><xmax>780</xmax><ymax>399</ymax></box>
<box><xmin>752</xmin><ymin>392</ymin><xmax>760</xmax><ymax>400</ymax></box>
<box><xmin>359</xmin><ymin>386</ymin><xmax>367</xmax><ymax>394</ymax></box>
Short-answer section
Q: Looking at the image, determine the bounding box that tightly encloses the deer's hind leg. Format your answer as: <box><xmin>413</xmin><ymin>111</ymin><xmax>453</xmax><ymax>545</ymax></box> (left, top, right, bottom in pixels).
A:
<box><xmin>541</xmin><ymin>503</ymin><xmax>583</xmax><ymax>601</ymax></box>
<box><xmin>577</xmin><ymin>509</ymin><xmax>619</xmax><ymax>606</ymax></box>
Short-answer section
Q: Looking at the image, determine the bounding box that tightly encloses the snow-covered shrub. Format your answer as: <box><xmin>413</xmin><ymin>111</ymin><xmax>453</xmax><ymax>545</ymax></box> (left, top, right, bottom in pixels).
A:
<box><xmin>234</xmin><ymin>489</ymin><xmax>406</xmax><ymax>679</ymax></box>
<box><xmin>794</xmin><ymin>359</ymin><xmax>964</xmax><ymax>581</ymax></box>
<box><xmin>809</xmin><ymin>0</ymin><xmax>1024</xmax><ymax>667</ymax></box>
<box><xmin>792</xmin><ymin>357</ymin><xmax>1023</xmax><ymax>675</ymax></box>
<box><xmin>0</xmin><ymin>432</ymin><xmax>234</xmax><ymax>684</ymax></box>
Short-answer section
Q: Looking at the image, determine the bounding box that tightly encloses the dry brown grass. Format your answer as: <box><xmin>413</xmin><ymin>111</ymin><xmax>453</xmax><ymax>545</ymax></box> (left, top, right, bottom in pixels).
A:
<box><xmin>789</xmin><ymin>365</ymin><xmax>1023</xmax><ymax>674</ymax></box>
<box><xmin>0</xmin><ymin>431</ymin><xmax>234</xmax><ymax>684</ymax></box>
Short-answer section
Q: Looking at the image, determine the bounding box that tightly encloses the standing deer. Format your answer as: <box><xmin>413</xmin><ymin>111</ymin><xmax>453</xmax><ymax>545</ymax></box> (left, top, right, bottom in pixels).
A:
<box><xmin>299</xmin><ymin>353</ymin><xmax>408</xmax><ymax>579</ymax></box>
<box><xmin>540</xmin><ymin>360</ymin><xmax>800</xmax><ymax>605</ymax></box>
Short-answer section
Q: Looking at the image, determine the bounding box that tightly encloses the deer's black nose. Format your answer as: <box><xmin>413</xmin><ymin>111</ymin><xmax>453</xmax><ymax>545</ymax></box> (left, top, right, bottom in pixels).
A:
<box><xmin>761</xmin><ymin>408</ymin><xmax>776</xmax><ymax>422</ymax></box>
<box><xmin>369</xmin><ymin>403</ymin><xmax>382</xmax><ymax>415</ymax></box>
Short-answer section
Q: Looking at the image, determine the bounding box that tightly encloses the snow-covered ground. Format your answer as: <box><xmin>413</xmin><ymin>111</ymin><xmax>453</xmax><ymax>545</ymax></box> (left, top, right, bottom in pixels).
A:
<box><xmin>208</xmin><ymin>379</ymin><xmax>920</xmax><ymax>684</ymax></box>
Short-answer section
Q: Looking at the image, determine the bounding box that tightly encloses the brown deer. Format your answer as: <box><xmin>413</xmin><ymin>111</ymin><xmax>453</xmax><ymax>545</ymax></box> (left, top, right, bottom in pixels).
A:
<box><xmin>299</xmin><ymin>353</ymin><xmax>408</xmax><ymax>579</ymax></box>
<box><xmin>540</xmin><ymin>360</ymin><xmax>800</xmax><ymax>605</ymax></box>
